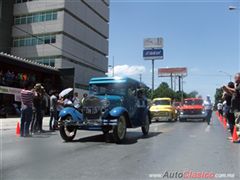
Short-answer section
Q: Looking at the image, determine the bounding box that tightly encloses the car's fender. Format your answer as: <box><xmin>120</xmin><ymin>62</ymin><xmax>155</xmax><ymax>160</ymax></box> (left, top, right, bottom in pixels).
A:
<box><xmin>59</xmin><ymin>107</ymin><xmax>83</xmax><ymax>122</ymax></box>
<box><xmin>109</xmin><ymin>106</ymin><xmax>128</xmax><ymax>118</ymax></box>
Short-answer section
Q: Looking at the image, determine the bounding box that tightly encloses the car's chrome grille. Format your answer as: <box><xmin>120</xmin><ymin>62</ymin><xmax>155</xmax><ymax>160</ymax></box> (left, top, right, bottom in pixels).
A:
<box><xmin>83</xmin><ymin>96</ymin><xmax>102</xmax><ymax>120</ymax></box>
<box><xmin>183</xmin><ymin>109</ymin><xmax>202</xmax><ymax>115</ymax></box>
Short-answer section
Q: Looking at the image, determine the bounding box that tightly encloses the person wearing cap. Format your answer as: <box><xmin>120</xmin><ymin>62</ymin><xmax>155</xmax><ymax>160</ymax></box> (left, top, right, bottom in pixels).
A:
<box><xmin>203</xmin><ymin>95</ymin><xmax>213</xmax><ymax>125</ymax></box>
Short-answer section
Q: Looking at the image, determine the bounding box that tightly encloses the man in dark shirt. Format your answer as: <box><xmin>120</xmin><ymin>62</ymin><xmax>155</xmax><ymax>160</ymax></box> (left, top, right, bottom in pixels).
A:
<box><xmin>223</xmin><ymin>73</ymin><xmax>240</xmax><ymax>126</ymax></box>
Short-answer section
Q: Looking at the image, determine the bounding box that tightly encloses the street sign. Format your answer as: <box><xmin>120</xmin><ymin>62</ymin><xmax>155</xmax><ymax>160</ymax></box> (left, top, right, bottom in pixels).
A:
<box><xmin>144</xmin><ymin>37</ymin><xmax>163</xmax><ymax>49</ymax></box>
<box><xmin>143</xmin><ymin>49</ymin><xmax>164</xmax><ymax>60</ymax></box>
<box><xmin>158</xmin><ymin>67</ymin><xmax>188</xmax><ymax>77</ymax></box>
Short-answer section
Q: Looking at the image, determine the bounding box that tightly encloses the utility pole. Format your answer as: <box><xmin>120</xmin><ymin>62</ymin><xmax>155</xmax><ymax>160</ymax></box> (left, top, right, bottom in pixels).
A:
<box><xmin>139</xmin><ymin>74</ymin><xmax>142</xmax><ymax>83</ymax></box>
<box><xmin>152</xmin><ymin>59</ymin><xmax>155</xmax><ymax>95</ymax></box>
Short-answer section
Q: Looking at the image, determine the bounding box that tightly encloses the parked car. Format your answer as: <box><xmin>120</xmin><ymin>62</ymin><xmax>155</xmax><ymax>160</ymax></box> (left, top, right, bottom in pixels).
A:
<box><xmin>58</xmin><ymin>77</ymin><xmax>151</xmax><ymax>144</ymax></box>
<box><xmin>149</xmin><ymin>98</ymin><xmax>177</xmax><ymax>122</ymax></box>
<box><xmin>179</xmin><ymin>98</ymin><xmax>207</xmax><ymax>122</ymax></box>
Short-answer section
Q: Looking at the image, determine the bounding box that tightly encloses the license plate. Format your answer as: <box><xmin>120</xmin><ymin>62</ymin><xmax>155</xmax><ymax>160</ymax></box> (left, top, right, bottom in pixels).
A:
<box><xmin>84</xmin><ymin>107</ymin><xmax>100</xmax><ymax>114</ymax></box>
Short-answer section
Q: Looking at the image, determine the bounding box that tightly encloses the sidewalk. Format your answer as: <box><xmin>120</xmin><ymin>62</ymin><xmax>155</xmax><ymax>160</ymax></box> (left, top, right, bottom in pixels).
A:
<box><xmin>0</xmin><ymin>117</ymin><xmax>50</xmax><ymax>130</ymax></box>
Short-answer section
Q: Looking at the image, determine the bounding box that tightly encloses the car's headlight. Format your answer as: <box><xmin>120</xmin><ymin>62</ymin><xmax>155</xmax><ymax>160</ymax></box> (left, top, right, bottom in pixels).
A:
<box><xmin>202</xmin><ymin>110</ymin><xmax>206</xmax><ymax>114</ymax></box>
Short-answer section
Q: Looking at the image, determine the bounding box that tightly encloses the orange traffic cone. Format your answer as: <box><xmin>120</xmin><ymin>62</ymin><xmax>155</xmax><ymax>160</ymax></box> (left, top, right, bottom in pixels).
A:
<box><xmin>219</xmin><ymin>114</ymin><xmax>222</xmax><ymax>123</ymax></box>
<box><xmin>232</xmin><ymin>125</ymin><xmax>239</xmax><ymax>143</ymax></box>
<box><xmin>223</xmin><ymin>117</ymin><xmax>227</xmax><ymax>129</ymax></box>
<box><xmin>16</xmin><ymin>122</ymin><xmax>20</xmax><ymax>136</ymax></box>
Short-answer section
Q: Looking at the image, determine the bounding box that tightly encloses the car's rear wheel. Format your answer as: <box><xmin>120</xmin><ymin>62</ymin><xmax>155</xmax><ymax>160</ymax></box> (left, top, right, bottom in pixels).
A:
<box><xmin>59</xmin><ymin>116</ymin><xmax>77</xmax><ymax>142</ymax></box>
<box><xmin>142</xmin><ymin>115</ymin><xmax>150</xmax><ymax>136</ymax></box>
<box><xmin>113</xmin><ymin>115</ymin><xmax>127</xmax><ymax>144</ymax></box>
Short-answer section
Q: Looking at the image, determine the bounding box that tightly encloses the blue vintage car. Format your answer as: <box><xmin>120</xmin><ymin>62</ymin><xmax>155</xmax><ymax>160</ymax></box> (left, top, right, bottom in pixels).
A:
<box><xmin>58</xmin><ymin>77</ymin><xmax>151</xmax><ymax>144</ymax></box>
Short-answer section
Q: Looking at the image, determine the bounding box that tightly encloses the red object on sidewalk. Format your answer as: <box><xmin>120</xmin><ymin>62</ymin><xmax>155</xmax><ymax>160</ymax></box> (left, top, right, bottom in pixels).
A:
<box><xmin>223</xmin><ymin>117</ymin><xmax>227</xmax><ymax>129</ymax></box>
<box><xmin>16</xmin><ymin>122</ymin><xmax>20</xmax><ymax>136</ymax></box>
<box><xmin>219</xmin><ymin>114</ymin><xmax>222</xmax><ymax>123</ymax></box>
<box><xmin>232</xmin><ymin>125</ymin><xmax>239</xmax><ymax>143</ymax></box>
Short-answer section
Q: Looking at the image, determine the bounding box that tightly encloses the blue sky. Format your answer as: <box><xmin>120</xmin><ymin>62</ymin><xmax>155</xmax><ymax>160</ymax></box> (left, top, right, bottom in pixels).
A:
<box><xmin>108</xmin><ymin>0</ymin><xmax>239</xmax><ymax>100</ymax></box>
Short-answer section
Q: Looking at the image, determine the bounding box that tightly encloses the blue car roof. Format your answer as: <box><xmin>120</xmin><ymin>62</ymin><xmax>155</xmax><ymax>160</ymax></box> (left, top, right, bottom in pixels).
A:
<box><xmin>89</xmin><ymin>76</ymin><xmax>147</xmax><ymax>88</ymax></box>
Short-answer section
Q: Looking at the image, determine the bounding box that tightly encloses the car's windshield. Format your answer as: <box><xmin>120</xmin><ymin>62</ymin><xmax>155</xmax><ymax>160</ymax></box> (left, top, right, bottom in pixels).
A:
<box><xmin>153</xmin><ymin>100</ymin><xmax>171</xmax><ymax>106</ymax></box>
<box><xmin>90</xmin><ymin>83</ymin><xmax>126</xmax><ymax>96</ymax></box>
<box><xmin>184</xmin><ymin>99</ymin><xmax>203</xmax><ymax>105</ymax></box>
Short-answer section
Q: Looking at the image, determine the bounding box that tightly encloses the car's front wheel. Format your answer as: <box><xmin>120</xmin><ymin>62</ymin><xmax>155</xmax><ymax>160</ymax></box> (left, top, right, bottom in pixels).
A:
<box><xmin>142</xmin><ymin>115</ymin><xmax>150</xmax><ymax>136</ymax></box>
<box><xmin>59</xmin><ymin>116</ymin><xmax>77</xmax><ymax>142</ymax></box>
<box><xmin>113</xmin><ymin>115</ymin><xmax>127</xmax><ymax>144</ymax></box>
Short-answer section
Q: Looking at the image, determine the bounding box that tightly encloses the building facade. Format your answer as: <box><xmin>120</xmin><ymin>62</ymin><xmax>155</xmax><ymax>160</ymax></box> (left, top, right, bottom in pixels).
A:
<box><xmin>10</xmin><ymin>0</ymin><xmax>109</xmax><ymax>93</ymax></box>
<box><xmin>0</xmin><ymin>0</ymin><xmax>14</xmax><ymax>53</ymax></box>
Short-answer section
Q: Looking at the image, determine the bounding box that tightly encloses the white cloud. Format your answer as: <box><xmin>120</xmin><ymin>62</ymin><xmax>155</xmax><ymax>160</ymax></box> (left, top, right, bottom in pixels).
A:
<box><xmin>107</xmin><ymin>65</ymin><xmax>146</xmax><ymax>76</ymax></box>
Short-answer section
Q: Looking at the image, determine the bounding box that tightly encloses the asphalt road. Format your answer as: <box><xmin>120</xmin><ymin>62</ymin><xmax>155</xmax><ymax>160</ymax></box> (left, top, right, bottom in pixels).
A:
<box><xmin>1</xmin><ymin>114</ymin><xmax>239</xmax><ymax>180</ymax></box>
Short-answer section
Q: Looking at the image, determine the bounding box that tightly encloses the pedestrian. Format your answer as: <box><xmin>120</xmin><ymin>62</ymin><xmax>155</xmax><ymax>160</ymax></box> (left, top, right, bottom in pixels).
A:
<box><xmin>81</xmin><ymin>93</ymin><xmax>88</xmax><ymax>105</ymax></box>
<box><xmin>58</xmin><ymin>95</ymin><xmax>72</xmax><ymax>107</ymax></box>
<box><xmin>222</xmin><ymin>82</ymin><xmax>235</xmax><ymax>139</ymax></box>
<box><xmin>72</xmin><ymin>92</ymin><xmax>80</xmax><ymax>109</ymax></box>
<box><xmin>217</xmin><ymin>101</ymin><xmax>223</xmax><ymax>116</ymax></box>
<box><xmin>32</xmin><ymin>83</ymin><xmax>45</xmax><ymax>133</ymax></box>
<box><xmin>223</xmin><ymin>73</ymin><xmax>240</xmax><ymax>140</ymax></box>
<box><xmin>49</xmin><ymin>90</ymin><xmax>58</xmax><ymax>131</ymax></box>
<box><xmin>203</xmin><ymin>95</ymin><xmax>213</xmax><ymax>125</ymax></box>
<box><xmin>20</xmin><ymin>81</ymin><xmax>34</xmax><ymax>137</ymax></box>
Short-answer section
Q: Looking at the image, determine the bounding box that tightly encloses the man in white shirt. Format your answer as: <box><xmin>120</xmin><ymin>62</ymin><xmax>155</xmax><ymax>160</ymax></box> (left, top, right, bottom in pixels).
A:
<box><xmin>217</xmin><ymin>101</ymin><xmax>223</xmax><ymax>116</ymax></box>
<box><xmin>72</xmin><ymin>92</ymin><xmax>80</xmax><ymax>109</ymax></box>
<box><xmin>204</xmin><ymin>95</ymin><xmax>213</xmax><ymax>125</ymax></box>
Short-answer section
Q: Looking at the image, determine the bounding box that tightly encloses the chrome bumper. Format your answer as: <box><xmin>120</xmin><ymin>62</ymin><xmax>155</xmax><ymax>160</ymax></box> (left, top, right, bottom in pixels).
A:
<box><xmin>83</xmin><ymin>119</ymin><xmax>118</xmax><ymax>126</ymax></box>
<box><xmin>152</xmin><ymin>116</ymin><xmax>171</xmax><ymax>121</ymax></box>
<box><xmin>179</xmin><ymin>114</ymin><xmax>207</xmax><ymax>119</ymax></box>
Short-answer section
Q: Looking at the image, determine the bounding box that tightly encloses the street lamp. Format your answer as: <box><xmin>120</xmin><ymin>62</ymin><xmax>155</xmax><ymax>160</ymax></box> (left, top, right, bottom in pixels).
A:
<box><xmin>219</xmin><ymin>71</ymin><xmax>232</xmax><ymax>81</ymax></box>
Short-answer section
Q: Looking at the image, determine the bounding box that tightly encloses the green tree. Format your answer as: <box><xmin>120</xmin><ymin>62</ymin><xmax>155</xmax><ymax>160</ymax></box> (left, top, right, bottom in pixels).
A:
<box><xmin>153</xmin><ymin>82</ymin><xmax>175</xmax><ymax>99</ymax></box>
<box><xmin>187</xmin><ymin>91</ymin><xmax>199</xmax><ymax>98</ymax></box>
<box><xmin>214</xmin><ymin>88</ymin><xmax>223</xmax><ymax>106</ymax></box>
<box><xmin>152</xmin><ymin>82</ymin><xmax>199</xmax><ymax>101</ymax></box>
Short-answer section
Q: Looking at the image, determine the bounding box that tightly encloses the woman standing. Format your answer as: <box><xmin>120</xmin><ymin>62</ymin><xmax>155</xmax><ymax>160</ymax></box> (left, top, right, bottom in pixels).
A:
<box><xmin>223</xmin><ymin>82</ymin><xmax>235</xmax><ymax>139</ymax></box>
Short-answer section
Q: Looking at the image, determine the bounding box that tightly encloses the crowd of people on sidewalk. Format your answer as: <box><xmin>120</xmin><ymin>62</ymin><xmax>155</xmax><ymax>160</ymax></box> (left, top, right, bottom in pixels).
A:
<box><xmin>217</xmin><ymin>73</ymin><xmax>240</xmax><ymax>141</ymax></box>
<box><xmin>0</xmin><ymin>69</ymin><xmax>36</xmax><ymax>88</ymax></box>
<box><xmin>20</xmin><ymin>81</ymin><xmax>88</xmax><ymax>137</ymax></box>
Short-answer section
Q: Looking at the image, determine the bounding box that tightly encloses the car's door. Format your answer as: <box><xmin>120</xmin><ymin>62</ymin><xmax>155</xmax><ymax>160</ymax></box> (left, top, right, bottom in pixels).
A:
<box><xmin>124</xmin><ymin>85</ymin><xmax>138</xmax><ymax>120</ymax></box>
<box><xmin>125</xmin><ymin>86</ymin><xmax>148</xmax><ymax>127</ymax></box>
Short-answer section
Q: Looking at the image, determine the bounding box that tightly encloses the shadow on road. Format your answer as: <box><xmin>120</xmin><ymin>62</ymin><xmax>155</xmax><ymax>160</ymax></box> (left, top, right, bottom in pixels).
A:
<box><xmin>30</xmin><ymin>131</ymin><xmax>58</xmax><ymax>138</ymax></box>
<box><xmin>179</xmin><ymin>120</ymin><xmax>205</xmax><ymax>123</ymax></box>
<box><xmin>152</xmin><ymin>120</ymin><xmax>177</xmax><ymax>123</ymax></box>
<box><xmin>71</xmin><ymin>131</ymin><xmax>161</xmax><ymax>145</ymax></box>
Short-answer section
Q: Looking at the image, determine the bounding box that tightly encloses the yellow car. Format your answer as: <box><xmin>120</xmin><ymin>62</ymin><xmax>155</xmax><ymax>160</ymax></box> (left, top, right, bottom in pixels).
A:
<box><xmin>150</xmin><ymin>98</ymin><xmax>177</xmax><ymax>122</ymax></box>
